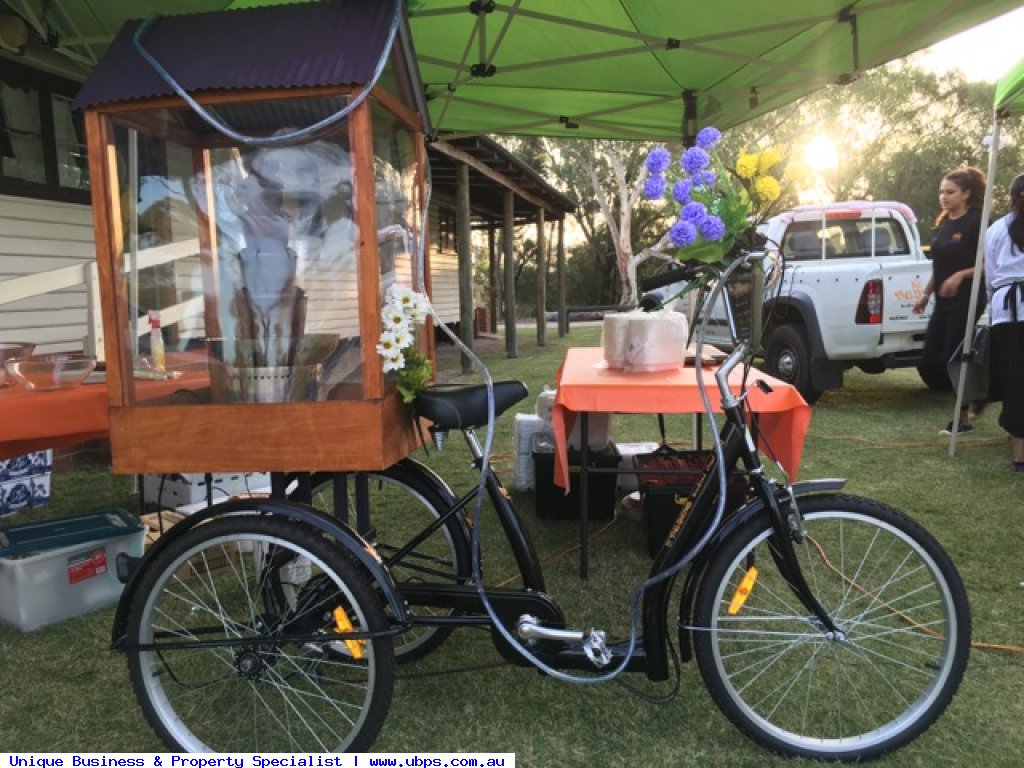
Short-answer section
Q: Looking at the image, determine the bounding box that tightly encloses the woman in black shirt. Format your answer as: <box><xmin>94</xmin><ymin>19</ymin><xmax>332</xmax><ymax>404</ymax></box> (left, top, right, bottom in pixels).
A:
<box><xmin>913</xmin><ymin>166</ymin><xmax>987</xmax><ymax>435</ymax></box>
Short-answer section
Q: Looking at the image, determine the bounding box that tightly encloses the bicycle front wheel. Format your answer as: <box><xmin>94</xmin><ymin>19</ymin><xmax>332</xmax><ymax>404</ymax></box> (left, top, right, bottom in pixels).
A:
<box><xmin>692</xmin><ymin>493</ymin><xmax>970</xmax><ymax>761</ymax></box>
<box><xmin>127</xmin><ymin>515</ymin><xmax>395</xmax><ymax>752</ymax></box>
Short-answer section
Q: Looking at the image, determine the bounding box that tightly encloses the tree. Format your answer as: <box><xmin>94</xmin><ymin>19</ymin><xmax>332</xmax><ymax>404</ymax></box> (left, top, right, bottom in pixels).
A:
<box><xmin>504</xmin><ymin>61</ymin><xmax>1024</xmax><ymax>307</ymax></box>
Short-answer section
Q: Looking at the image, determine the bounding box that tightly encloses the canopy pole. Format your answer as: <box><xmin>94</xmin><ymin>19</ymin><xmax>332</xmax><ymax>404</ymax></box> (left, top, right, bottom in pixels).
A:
<box><xmin>950</xmin><ymin>113</ymin><xmax>1002</xmax><ymax>457</ymax></box>
<box><xmin>682</xmin><ymin>90</ymin><xmax>697</xmax><ymax>146</ymax></box>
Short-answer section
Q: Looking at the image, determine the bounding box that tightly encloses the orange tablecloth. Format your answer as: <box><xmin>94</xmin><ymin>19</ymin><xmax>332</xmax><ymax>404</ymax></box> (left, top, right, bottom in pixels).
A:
<box><xmin>0</xmin><ymin>369</ymin><xmax>210</xmax><ymax>461</ymax></box>
<box><xmin>551</xmin><ymin>347</ymin><xmax>811</xmax><ymax>491</ymax></box>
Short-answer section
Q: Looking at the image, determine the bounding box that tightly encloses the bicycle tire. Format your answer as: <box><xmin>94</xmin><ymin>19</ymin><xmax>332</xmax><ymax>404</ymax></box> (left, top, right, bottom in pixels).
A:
<box><xmin>304</xmin><ymin>466</ymin><xmax>471</xmax><ymax>662</ymax></box>
<box><xmin>692</xmin><ymin>493</ymin><xmax>970</xmax><ymax>761</ymax></box>
<box><xmin>126</xmin><ymin>515</ymin><xmax>395</xmax><ymax>752</ymax></box>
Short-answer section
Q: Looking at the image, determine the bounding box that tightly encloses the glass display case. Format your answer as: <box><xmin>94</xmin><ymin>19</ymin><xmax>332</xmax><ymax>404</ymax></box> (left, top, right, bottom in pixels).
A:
<box><xmin>82</xmin><ymin>81</ymin><xmax>429</xmax><ymax>474</ymax></box>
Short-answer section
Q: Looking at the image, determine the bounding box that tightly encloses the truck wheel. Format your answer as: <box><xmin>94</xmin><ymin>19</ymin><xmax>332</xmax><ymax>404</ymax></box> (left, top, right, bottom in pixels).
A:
<box><xmin>764</xmin><ymin>325</ymin><xmax>823</xmax><ymax>404</ymax></box>
<box><xmin>917</xmin><ymin>365</ymin><xmax>954</xmax><ymax>391</ymax></box>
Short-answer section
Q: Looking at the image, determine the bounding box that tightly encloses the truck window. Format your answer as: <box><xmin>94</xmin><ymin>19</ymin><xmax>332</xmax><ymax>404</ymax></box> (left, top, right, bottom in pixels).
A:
<box><xmin>812</xmin><ymin>216</ymin><xmax>912</xmax><ymax>258</ymax></box>
<box><xmin>782</xmin><ymin>224</ymin><xmax>831</xmax><ymax>260</ymax></box>
<box><xmin>853</xmin><ymin>220</ymin><xmax>910</xmax><ymax>256</ymax></box>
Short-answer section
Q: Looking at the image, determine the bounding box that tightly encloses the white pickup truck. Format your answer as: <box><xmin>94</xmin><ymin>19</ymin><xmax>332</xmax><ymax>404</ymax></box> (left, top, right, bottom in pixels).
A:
<box><xmin>696</xmin><ymin>201</ymin><xmax>937</xmax><ymax>403</ymax></box>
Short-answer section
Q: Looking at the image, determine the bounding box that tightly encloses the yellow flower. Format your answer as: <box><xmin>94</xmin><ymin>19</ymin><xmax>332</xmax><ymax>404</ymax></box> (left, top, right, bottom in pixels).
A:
<box><xmin>753</xmin><ymin>175</ymin><xmax>782</xmax><ymax>203</ymax></box>
<box><xmin>735</xmin><ymin>150</ymin><xmax>758</xmax><ymax>180</ymax></box>
<box><xmin>758</xmin><ymin>147</ymin><xmax>784</xmax><ymax>174</ymax></box>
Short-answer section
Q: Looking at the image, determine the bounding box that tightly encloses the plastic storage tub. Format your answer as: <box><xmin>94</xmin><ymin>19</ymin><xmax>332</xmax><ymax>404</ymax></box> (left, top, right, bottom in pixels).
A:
<box><xmin>0</xmin><ymin>508</ymin><xmax>145</xmax><ymax>631</ymax></box>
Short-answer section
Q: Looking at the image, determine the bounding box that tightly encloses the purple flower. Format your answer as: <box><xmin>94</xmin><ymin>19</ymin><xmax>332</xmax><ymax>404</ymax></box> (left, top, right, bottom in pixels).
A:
<box><xmin>646</xmin><ymin>147</ymin><xmax>671</xmax><ymax>174</ymax></box>
<box><xmin>672</xmin><ymin>179</ymin><xmax>692</xmax><ymax>205</ymax></box>
<box><xmin>693</xmin><ymin>170</ymin><xmax>717</xmax><ymax>189</ymax></box>
<box><xmin>643</xmin><ymin>174</ymin><xmax>667</xmax><ymax>200</ymax></box>
<box><xmin>699</xmin><ymin>215</ymin><xmax>726</xmax><ymax>242</ymax></box>
<box><xmin>696</xmin><ymin>126</ymin><xmax>722</xmax><ymax>150</ymax></box>
<box><xmin>681</xmin><ymin>201</ymin><xmax>707</xmax><ymax>223</ymax></box>
<box><xmin>681</xmin><ymin>146</ymin><xmax>710</xmax><ymax>175</ymax></box>
<box><xmin>669</xmin><ymin>219</ymin><xmax>698</xmax><ymax>248</ymax></box>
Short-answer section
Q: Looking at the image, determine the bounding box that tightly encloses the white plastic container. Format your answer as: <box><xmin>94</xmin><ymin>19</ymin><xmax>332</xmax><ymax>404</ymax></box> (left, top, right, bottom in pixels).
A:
<box><xmin>624</xmin><ymin>310</ymin><xmax>689</xmax><ymax>372</ymax></box>
<box><xmin>0</xmin><ymin>509</ymin><xmax>145</xmax><ymax>631</ymax></box>
<box><xmin>143</xmin><ymin>471</ymin><xmax>271</xmax><ymax>511</ymax></box>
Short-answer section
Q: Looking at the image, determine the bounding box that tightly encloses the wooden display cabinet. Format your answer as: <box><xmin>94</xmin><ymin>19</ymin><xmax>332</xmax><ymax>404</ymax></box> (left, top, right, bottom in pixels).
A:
<box><xmin>78</xmin><ymin>12</ymin><xmax>431</xmax><ymax>474</ymax></box>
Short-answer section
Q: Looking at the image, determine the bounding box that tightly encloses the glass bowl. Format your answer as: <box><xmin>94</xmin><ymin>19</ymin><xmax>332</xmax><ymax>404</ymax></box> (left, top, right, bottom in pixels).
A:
<box><xmin>5</xmin><ymin>353</ymin><xmax>97</xmax><ymax>391</ymax></box>
<box><xmin>0</xmin><ymin>342</ymin><xmax>36</xmax><ymax>386</ymax></box>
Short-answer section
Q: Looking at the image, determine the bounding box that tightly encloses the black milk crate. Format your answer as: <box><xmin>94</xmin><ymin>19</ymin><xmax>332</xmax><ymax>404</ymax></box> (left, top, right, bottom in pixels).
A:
<box><xmin>634</xmin><ymin>448</ymin><xmax>747</xmax><ymax>556</ymax></box>
<box><xmin>532</xmin><ymin>443</ymin><xmax>620</xmax><ymax>521</ymax></box>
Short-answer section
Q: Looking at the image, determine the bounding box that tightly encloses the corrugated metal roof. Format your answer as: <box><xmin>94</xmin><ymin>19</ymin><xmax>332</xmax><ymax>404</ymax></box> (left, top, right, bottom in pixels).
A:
<box><xmin>73</xmin><ymin>0</ymin><xmax>394</xmax><ymax>110</ymax></box>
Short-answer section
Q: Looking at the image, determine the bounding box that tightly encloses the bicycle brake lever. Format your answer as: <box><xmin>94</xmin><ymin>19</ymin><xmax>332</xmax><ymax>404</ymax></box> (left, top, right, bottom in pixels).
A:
<box><xmin>737</xmin><ymin>379</ymin><xmax>773</xmax><ymax>405</ymax></box>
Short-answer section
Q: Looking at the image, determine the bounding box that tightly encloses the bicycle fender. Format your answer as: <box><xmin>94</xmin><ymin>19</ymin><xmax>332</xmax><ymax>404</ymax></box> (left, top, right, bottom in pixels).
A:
<box><xmin>673</xmin><ymin>478</ymin><xmax>846</xmax><ymax>661</ymax></box>
<box><xmin>392</xmin><ymin>456</ymin><xmax>458</xmax><ymax>506</ymax></box>
<box><xmin>111</xmin><ymin>498</ymin><xmax>407</xmax><ymax>650</ymax></box>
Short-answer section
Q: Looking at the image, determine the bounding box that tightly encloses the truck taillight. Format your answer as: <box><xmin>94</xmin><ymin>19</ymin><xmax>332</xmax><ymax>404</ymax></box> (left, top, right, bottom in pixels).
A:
<box><xmin>856</xmin><ymin>280</ymin><xmax>883</xmax><ymax>324</ymax></box>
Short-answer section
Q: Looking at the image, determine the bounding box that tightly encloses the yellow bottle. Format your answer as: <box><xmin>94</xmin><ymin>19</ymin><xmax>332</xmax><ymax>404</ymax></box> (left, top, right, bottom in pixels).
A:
<box><xmin>148</xmin><ymin>310</ymin><xmax>165</xmax><ymax>372</ymax></box>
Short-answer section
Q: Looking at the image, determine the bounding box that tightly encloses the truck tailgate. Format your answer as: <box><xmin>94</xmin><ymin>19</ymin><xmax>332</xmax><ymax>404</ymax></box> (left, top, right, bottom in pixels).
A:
<box><xmin>881</xmin><ymin>260</ymin><xmax>931</xmax><ymax>336</ymax></box>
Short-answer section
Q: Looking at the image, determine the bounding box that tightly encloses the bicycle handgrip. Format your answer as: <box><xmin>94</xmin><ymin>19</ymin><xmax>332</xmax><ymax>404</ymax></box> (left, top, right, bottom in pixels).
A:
<box><xmin>639</xmin><ymin>262</ymin><xmax>706</xmax><ymax>292</ymax></box>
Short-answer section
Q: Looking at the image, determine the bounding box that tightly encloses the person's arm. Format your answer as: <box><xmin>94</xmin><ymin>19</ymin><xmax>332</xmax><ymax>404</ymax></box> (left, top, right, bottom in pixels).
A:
<box><xmin>912</xmin><ymin>276</ymin><xmax>934</xmax><ymax>314</ymax></box>
<box><xmin>937</xmin><ymin>267</ymin><xmax>976</xmax><ymax>298</ymax></box>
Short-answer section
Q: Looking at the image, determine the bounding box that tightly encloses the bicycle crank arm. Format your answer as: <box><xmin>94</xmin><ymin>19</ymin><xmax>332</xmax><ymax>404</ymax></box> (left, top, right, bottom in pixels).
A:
<box><xmin>518</xmin><ymin>615</ymin><xmax>613</xmax><ymax>667</ymax></box>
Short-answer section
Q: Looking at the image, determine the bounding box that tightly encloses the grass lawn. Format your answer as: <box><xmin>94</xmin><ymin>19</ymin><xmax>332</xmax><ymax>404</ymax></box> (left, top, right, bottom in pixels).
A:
<box><xmin>1</xmin><ymin>324</ymin><xmax>1021</xmax><ymax>766</ymax></box>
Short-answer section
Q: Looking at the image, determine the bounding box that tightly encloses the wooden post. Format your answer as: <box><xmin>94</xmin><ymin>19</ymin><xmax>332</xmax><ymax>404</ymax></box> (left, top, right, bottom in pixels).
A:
<box><xmin>536</xmin><ymin>207</ymin><xmax>546</xmax><ymax>347</ymax></box>
<box><xmin>488</xmin><ymin>225</ymin><xmax>498</xmax><ymax>333</ymax></box>
<box><xmin>503</xmin><ymin>189</ymin><xmax>517</xmax><ymax>358</ymax></box>
<box><xmin>456</xmin><ymin>162</ymin><xmax>474</xmax><ymax>373</ymax></box>
<box><xmin>557</xmin><ymin>217</ymin><xmax>567</xmax><ymax>337</ymax></box>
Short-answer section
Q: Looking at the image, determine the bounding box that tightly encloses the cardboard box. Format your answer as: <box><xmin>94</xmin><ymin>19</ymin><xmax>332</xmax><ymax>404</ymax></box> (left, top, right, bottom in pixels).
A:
<box><xmin>0</xmin><ymin>508</ymin><xmax>145</xmax><ymax>631</ymax></box>
<box><xmin>0</xmin><ymin>477</ymin><xmax>33</xmax><ymax>517</ymax></box>
<box><xmin>143</xmin><ymin>472</ymin><xmax>271</xmax><ymax>510</ymax></box>
<box><xmin>30</xmin><ymin>473</ymin><xmax>51</xmax><ymax>508</ymax></box>
<box><xmin>0</xmin><ymin>451</ymin><xmax>54</xmax><ymax>517</ymax></box>
<box><xmin>140</xmin><ymin>510</ymin><xmax>187</xmax><ymax>548</ymax></box>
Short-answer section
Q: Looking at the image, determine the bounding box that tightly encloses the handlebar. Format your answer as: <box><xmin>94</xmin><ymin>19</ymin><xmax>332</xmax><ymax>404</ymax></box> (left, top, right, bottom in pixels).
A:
<box><xmin>638</xmin><ymin>261</ymin><xmax>711</xmax><ymax>292</ymax></box>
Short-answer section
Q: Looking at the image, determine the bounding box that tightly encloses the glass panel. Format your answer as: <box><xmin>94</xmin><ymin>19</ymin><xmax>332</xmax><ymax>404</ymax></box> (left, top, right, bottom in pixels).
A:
<box><xmin>372</xmin><ymin>102</ymin><xmax>424</xmax><ymax>393</ymax></box>
<box><xmin>0</xmin><ymin>80</ymin><xmax>45</xmax><ymax>184</ymax></box>
<box><xmin>52</xmin><ymin>94</ymin><xmax>88</xmax><ymax>189</ymax></box>
<box><xmin>110</xmin><ymin>96</ymin><xmax>361</xmax><ymax>405</ymax></box>
<box><xmin>372</xmin><ymin>101</ymin><xmax>421</xmax><ymax>292</ymax></box>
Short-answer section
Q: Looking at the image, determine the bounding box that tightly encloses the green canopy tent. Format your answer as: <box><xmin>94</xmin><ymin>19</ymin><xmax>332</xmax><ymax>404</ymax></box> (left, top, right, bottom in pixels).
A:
<box><xmin>407</xmin><ymin>0</ymin><xmax>1024</xmax><ymax>141</ymax></box>
<box><xmin>6</xmin><ymin>0</ymin><xmax>1024</xmax><ymax>140</ymax></box>
<box><xmin>949</xmin><ymin>56</ymin><xmax>1024</xmax><ymax>455</ymax></box>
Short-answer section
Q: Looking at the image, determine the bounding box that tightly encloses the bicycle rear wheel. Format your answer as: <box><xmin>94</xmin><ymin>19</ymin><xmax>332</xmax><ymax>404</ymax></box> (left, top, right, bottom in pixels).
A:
<box><xmin>692</xmin><ymin>493</ymin><xmax>970</xmax><ymax>761</ymax></box>
<box><xmin>303</xmin><ymin>466</ymin><xmax>471</xmax><ymax>662</ymax></box>
<box><xmin>127</xmin><ymin>515</ymin><xmax>395</xmax><ymax>752</ymax></box>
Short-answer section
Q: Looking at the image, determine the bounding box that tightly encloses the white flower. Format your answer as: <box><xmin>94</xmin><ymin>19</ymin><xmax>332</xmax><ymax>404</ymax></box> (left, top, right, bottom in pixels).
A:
<box><xmin>378</xmin><ymin>285</ymin><xmax>430</xmax><ymax>375</ymax></box>
<box><xmin>393</xmin><ymin>328</ymin><xmax>414</xmax><ymax>350</ymax></box>
<box><xmin>376</xmin><ymin>330</ymin><xmax>399</xmax><ymax>357</ymax></box>
<box><xmin>387</xmin><ymin>284</ymin><xmax>416</xmax><ymax>310</ymax></box>
<box><xmin>407</xmin><ymin>293</ymin><xmax>431</xmax><ymax>323</ymax></box>
<box><xmin>381</xmin><ymin>351</ymin><xmax>405</xmax><ymax>373</ymax></box>
<box><xmin>382</xmin><ymin>306</ymin><xmax>410</xmax><ymax>333</ymax></box>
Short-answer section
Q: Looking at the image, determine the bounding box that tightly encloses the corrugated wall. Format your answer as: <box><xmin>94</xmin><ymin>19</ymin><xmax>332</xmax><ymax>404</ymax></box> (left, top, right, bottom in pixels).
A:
<box><xmin>0</xmin><ymin>194</ymin><xmax>95</xmax><ymax>352</ymax></box>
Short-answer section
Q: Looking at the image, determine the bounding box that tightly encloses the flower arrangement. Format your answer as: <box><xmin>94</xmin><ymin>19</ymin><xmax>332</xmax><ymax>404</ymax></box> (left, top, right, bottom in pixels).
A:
<box><xmin>377</xmin><ymin>284</ymin><xmax>432</xmax><ymax>404</ymax></box>
<box><xmin>644</xmin><ymin>126</ymin><xmax>787</xmax><ymax>263</ymax></box>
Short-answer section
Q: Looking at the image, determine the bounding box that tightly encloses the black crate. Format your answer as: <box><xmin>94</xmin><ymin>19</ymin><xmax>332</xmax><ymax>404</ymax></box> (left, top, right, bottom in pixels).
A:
<box><xmin>634</xmin><ymin>449</ymin><xmax>747</xmax><ymax>557</ymax></box>
<box><xmin>532</xmin><ymin>444</ymin><xmax>620</xmax><ymax>521</ymax></box>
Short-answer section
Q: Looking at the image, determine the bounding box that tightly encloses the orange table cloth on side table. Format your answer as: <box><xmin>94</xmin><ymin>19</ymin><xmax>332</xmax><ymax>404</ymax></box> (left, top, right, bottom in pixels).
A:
<box><xmin>550</xmin><ymin>346</ymin><xmax>812</xmax><ymax>577</ymax></box>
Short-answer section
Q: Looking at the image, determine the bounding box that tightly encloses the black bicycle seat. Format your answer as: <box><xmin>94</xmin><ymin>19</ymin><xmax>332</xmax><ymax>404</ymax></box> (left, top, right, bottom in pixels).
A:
<box><xmin>414</xmin><ymin>381</ymin><xmax>528</xmax><ymax>430</ymax></box>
